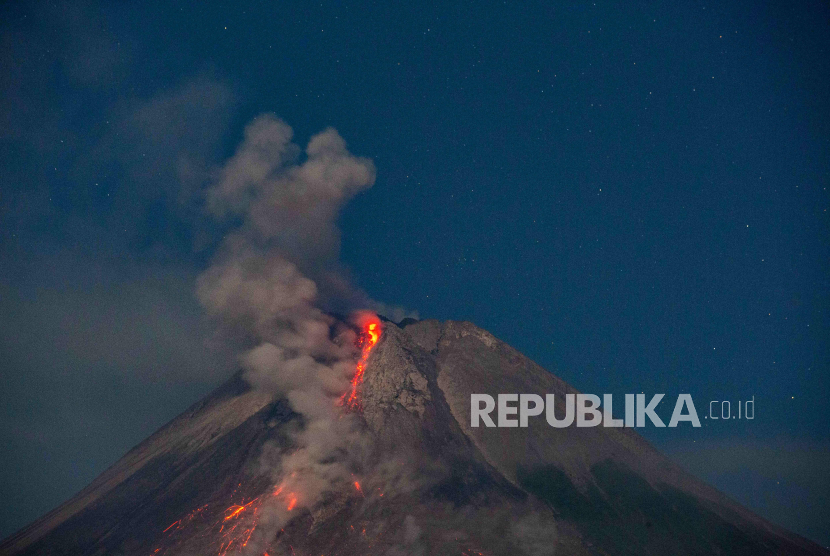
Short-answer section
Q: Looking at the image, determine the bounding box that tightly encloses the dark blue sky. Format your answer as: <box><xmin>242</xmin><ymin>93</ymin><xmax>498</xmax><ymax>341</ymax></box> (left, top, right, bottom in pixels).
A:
<box><xmin>1</xmin><ymin>0</ymin><xmax>828</xmax><ymax>546</ymax></box>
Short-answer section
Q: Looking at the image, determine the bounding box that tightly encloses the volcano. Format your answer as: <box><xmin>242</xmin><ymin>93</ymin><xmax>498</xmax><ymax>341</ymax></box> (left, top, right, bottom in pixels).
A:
<box><xmin>2</xmin><ymin>319</ymin><xmax>826</xmax><ymax>556</ymax></box>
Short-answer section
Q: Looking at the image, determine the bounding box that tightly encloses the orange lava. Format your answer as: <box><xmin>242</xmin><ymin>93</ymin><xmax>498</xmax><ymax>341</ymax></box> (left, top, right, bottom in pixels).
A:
<box><xmin>342</xmin><ymin>316</ymin><xmax>382</xmax><ymax>410</ymax></box>
<box><xmin>218</xmin><ymin>497</ymin><xmax>263</xmax><ymax>555</ymax></box>
<box><xmin>223</xmin><ymin>500</ymin><xmax>254</xmax><ymax>521</ymax></box>
<box><xmin>157</xmin><ymin>315</ymin><xmax>383</xmax><ymax>555</ymax></box>
<box><xmin>155</xmin><ymin>494</ymin><xmax>268</xmax><ymax>556</ymax></box>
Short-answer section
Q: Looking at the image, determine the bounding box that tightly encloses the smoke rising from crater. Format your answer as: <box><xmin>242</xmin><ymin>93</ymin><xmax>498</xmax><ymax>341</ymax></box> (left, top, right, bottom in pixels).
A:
<box><xmin>203</xmin><ymin>115</ymin><xmax>379</xmax><ymax>314</ymax></box>
<box><xmin>196</xmin><ymin>115</ymin><xmax>382</xmax><ymax>539</ymax></box>
<box><xmin>198</xmin><ymin>113</ymin><xmax>376</xmax><ymax>376</ymax></box>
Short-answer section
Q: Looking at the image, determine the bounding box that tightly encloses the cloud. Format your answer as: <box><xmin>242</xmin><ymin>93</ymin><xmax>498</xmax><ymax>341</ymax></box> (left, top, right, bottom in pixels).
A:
<box><xmin>0</xmin><ymin>248</ymin><xmax>225</xmax><ymax>539</ymax></box>
<box><xmin>0</xmin><ymin>3</ymin><xmax>240</xmax><ymax>532</ymax></box>
<box><xmin>0</xmin><ymin>249</ymin><xmax>224</xmax><ymax>383</ymax></box>
<box><xmin>92</xmin><ymin>74</ymin><xmax>238</xmax><ymax>210</ymax></box>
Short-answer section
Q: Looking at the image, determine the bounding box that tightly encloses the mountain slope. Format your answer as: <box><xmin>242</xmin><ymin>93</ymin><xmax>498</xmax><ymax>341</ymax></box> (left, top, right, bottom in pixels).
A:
<box><xmin>2</xmin><ymin>319</ymin><xmax>825</xmax><ymax>556</ymax></box>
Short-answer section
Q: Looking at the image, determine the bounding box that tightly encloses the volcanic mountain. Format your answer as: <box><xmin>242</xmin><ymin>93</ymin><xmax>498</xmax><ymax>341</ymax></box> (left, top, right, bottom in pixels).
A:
<box><xmin>1</xmin><ymin>319</ymin><xmax>825</xmax><ymax>556</ymax></box>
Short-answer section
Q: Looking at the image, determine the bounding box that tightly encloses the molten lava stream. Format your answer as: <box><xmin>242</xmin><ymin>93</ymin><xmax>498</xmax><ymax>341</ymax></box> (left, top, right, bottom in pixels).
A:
<box><xmin>158</xmin><ymin>317</ymin><xmax>382</xmax><ymax>555</ymax></box>
<box><xmin>342</xmin><ymin>317</ymin><xmax>381</xmax><ymax>410</ymax></box>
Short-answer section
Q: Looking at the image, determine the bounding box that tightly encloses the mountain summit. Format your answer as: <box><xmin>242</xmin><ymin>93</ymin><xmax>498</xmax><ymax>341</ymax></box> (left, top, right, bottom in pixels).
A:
<box><xmin>2</xmin><ymin>319</ymin><xmax>825</xmax><ymax>556</ymax></box>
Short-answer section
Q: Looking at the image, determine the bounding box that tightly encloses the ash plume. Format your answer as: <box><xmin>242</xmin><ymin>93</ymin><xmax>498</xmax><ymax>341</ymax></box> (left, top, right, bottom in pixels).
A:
<box><xmin>196</xmin><ymin>114</ymin><xmax>381</xmax><ymax>539</ymax></box>
<box><xmin>204</xmin><ymin>115</ymin><xmax>378</xmax><ymax>313</ymax></box>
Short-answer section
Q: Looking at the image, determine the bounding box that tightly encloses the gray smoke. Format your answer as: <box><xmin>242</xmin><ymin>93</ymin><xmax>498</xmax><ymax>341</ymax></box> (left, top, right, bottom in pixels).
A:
<box><xmin>510</xmin><ymin>513</ymin><xmax>557</xmax><ymax>556</ymax></box>
<box><xmin>204</xmin><ymin>115</ymin><xmax>378</xmax><ymax>313</ymax></box>
<box><xmin>197</xmin><ymin>114</ymin><xmax>380</xmax><ymax>541</ymax></box>
<box><xmin>385</xmin><ymin>515</ymin><xmax>426</xmax><ymax>556</ymax></box>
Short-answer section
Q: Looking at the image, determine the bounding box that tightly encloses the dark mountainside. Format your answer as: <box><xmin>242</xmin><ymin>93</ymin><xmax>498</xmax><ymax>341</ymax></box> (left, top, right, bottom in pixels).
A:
<box><xmin>2</xmin><ymin>319</ymin><xmax>826</xmax><ymax>556</ymax></box>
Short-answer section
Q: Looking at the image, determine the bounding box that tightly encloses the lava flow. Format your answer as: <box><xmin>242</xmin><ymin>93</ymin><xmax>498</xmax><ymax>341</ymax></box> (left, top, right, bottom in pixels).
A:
<box><xmin>155</xmin><ymin>483</ymin><xmax>303</xmax><ymax>555</ymax></box>
<box><xmin>156</xmin><ymin>315</ymin><xmax>381</xmax><ymax>555</ymax></box>
<box><xmin>342</xmin><ymin>315</ymin><xmax>382</xmax><ymax>410</ymax></box>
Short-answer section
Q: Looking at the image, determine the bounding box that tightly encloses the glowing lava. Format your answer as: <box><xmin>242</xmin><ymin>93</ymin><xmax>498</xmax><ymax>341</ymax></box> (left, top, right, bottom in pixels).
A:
<box><xmin>156</xmin><ymin>485</ymin><xmax>306</xmax><ymax>555</ymax></box>
<box><xmin>158</xmin><ymin>315</ymin><xmax>382</xmax><ymax>554</ymax></box>
<box><xmin>342</xmin><ymin>315</ymin><xmax>382</xmax><ymax>410</ymax></box>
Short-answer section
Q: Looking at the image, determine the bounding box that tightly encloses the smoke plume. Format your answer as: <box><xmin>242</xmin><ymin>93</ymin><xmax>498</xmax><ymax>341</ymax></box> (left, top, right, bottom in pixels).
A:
<box><xmin>196</xmin><ymin>114</ymin><xmax>379</xmax><ymax>539</ymax></box>
<box><xmin>204</xmin><ymin>115</ymin><xmax>377</xmax><ymax>313</ymax></box>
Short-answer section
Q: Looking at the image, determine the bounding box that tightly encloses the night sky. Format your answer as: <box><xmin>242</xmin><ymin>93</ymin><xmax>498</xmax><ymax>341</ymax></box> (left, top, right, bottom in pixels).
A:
<box><xmin>1</xmin><ymin>0</ymin><xmax>828</xmax><ymax>547</ymax></box>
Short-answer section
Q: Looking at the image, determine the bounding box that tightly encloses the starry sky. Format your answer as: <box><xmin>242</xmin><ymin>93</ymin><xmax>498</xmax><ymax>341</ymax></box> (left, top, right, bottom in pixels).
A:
<box><xmin>1</xmin><ymin>0</ymin><xmax>828</xmax><ymax>547</ymax></box>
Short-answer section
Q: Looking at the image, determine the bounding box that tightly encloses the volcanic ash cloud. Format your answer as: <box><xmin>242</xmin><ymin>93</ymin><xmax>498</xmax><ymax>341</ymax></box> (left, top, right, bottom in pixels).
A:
<box><xmin>196</xmin><ymin>114</ymin><xmax>379</xmax><ymax>530</ymax></box>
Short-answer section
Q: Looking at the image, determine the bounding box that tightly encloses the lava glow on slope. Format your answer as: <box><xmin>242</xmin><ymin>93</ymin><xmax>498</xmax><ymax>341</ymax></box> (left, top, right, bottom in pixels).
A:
<box><xmin>155</xmin><ymin>482</ymin><xmax>303</xmax><ymax>555</ymax></box>
<box><xmin>154</xmin><ymin>315</ymin><xmax>382</xmax><ymax>555</ymax></box>
<box><xmin>341</xmin><ymin>315</ymin><xmax>382</xmax><ymax>410</ymax></box>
